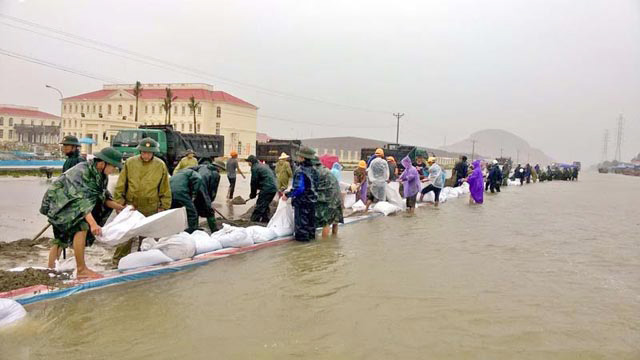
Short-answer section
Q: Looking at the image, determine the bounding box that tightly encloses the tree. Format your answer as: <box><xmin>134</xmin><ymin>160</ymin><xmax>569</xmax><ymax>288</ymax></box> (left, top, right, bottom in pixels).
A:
<box><xmin>188</xmin><ymin>96</ymin><xmax>200</xmax><ymax>134</ymax></box>
<box><xmin>133</xmin><ymin>81</ymin><xmax>143</xmax><ymax>123</ymax></box>
<box><xmin>162</xmin><ymin>87</ymin><xmax>177</xmax><ymax>125</ymax></box>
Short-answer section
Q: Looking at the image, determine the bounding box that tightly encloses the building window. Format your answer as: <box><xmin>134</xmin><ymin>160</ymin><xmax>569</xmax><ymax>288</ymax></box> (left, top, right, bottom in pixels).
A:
<box><xmin>197</xmin><ymin>124</ymin><xmax>200</xmax><ymax>132</ymax></box>
<box><xmin>182</xmin><ymin>106</ymin><xmax>185</xmax><ymax>115</ymax></box>
<box><xmin>145</xmin><ymin>105</ymin><xmax>148</xmax><ymax>114</ymax></box>
<box><xmin>152</xmin><ymin>105</ymin><xmax>155</xmax><ymax>114</ymax></box>
<box><xmin>74</xmin><ymin>104</ymin><xmax>78</xmax><ymax>113</ymax></box>
<box><xmin>215</xmin><ymin>122</ymin><xmax>220</xmax><ymax>135</ymax></box>
<box><xmin>81</xmin><ymin>104</ymin><xmax>84</xmax><ymax>113</ymax></box>
<box><xmin>108</xmin><ymin>105</ymin><xmax>112</xmax><ymax>115</ymax></box>
<box><xmin>181</xmin><ymin>123</ymin><xmax>184</xmax><ymax>131</ymax></box>
<box><xmin>74</xmin><ymin>120</ymin><xmax>77</xmax><ymax>128</ymax></box>
<box><xmin>30</xmin><ymin>120</ymin><xmax>34</xmax><ymax>125</ymax></box>
<box><xmin>197</xmin><ymin>106</ymin><xmax>202</xmax><ymax>115</ymax></box>
<box><xmin>0</xmin><ymin>117</ymin><xmax>3</xmax><ymax>126</ymax></box>
<box><xmin>216</xmin><ymin>107</ymin><xmax>221</xmax><ymax>118</ymax></box>
<box><xmin>9</xmin><ymin>118</ymin><xmax>13</xmax><ymax>126</ymax></box>
<box><xmin>63</xmin><ymin>105</ymin><xmax>67</xmax><ymax>113</ymax></box>
<box><xmin>8</xmin><ymin>130</ymin><xmax>12</xmax><ymax>139</ymax></box>
<box><xmin>21</xmin><ymin>119</ymin><xmax>24</xmax><ymax>125</ymax></box>
<box><xmin>0</xmin><ymin>129</ymin><xmax>3</xmax><ymax>138</ymax></box>
<box><xmin>189</xmin><ymin>123</ymin><xmax>192</xmax><ymax>132</ymax></box>
<box><xmin>159</xmin><ymin>106</ymin><xmax>163</xmax><ymax>115</ymax></box>
<box><xmin>129</xmin><ymin>105</ymin><xmax>134</xmax><ymax>115</ymax></box>
<box><xmin>99</xmin><ymin>105</ymin><xmax>102</xmax><ymax>114</ymax></box>
<box><xmin>51</xmin><ymin>121</ymin><xmax>55</xmax><ymax>126</ymax></box>
<box><xmin>189</xmin><ymin>106</ymin><xmax>193</xmax><ymax>115</ymax></box>
<box><xmin>93</xmin><ymin>105</ymin><xmax>96</xmax><ymax>113</ymax></box>
<box><xmin>237</xmin><ymin>141</ymin><xmax>242</xmax><ymax>155</ymax></box>
<box><xmin>118</xmin><ymin>105</ymin><xmax>122</xmax><ymax>115</ymax></box>
<box><xmin>173</xmin><ymin>106</ymin><xmax>177</xmax><ymax>115</ymax></box>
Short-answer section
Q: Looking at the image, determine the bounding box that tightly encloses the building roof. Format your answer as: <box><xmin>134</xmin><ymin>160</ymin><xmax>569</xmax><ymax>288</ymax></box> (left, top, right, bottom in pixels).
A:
<box><xmin>0</xmin><ymin>106</ymin><xmax>59</xmax><ymax>120</ymax></box>
<box><xmin>64</xmin><ymin>87</ymin><xmax>257</xmax><ymax>109</ymax></box>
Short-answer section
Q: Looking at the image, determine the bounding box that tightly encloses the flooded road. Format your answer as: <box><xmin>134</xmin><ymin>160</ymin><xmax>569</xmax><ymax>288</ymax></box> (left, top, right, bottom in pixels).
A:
<box><xmin>1</xmin><ymin>172</ymin><xmax>639</xmax><ymax>359</ymax></box>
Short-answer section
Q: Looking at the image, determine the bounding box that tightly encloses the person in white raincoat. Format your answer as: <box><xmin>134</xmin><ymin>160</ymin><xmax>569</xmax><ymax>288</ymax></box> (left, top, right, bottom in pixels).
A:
<box><xmin>365</xmin><ymin>148</ymin><xmax>390</xmax><ymax>211</ymax></box>
<box><xmin>419</xmin><ymin>157</ymin><xmax>445</xmax><ymax>207</ymax></box>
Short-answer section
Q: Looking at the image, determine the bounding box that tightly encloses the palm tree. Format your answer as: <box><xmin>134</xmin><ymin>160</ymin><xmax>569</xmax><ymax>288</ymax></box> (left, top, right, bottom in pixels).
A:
<box><xmin>133</xmin><ymin>81</ymin><xmax>143</xmax><ymax>122</ymax></box>
<box><xmin>188</xmin><ymin>96</ymin><xmax>200</xmax><ymax>134</ymax></box>
<box><xmin>162</xmin><ymin>87</ymin><xmax>177</xmax><ymax>125</ymax></box>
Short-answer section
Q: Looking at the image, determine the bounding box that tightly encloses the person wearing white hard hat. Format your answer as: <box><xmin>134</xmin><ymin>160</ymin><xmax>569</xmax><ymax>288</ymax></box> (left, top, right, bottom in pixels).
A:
<box><xmin>275</xmin><ymin>152</ymin><xmax>293</xmax><ymax>193</ymax></box>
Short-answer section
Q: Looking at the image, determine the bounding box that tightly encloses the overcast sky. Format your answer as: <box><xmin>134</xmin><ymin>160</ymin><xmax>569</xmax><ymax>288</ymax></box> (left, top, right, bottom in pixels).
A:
<box><xmin>1</xmin><ymin>0</ymin><xmax>638</xmax><ymax>165</ymax></box>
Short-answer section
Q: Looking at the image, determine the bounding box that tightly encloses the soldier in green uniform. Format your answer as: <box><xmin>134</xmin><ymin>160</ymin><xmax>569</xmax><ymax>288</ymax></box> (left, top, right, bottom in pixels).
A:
<box><xmin>173</xmin><ymin>149</ymin><xmax>198</xmax><ymax>174</ymax></box>
<box><xmin>313</xmin><ymin>156</ymin><xmax>344</xmax><ymax>237</ymax></box>
<box><xmin>247</xmin><ymin>155</ymin><xmax>278</xmax><ymax>223</ymax></box>
<box><xmin>41</xmin><ymin>147</ymin><xmax>125</xmax><ymax>278</ymax></box>
<box><xmin>275</xmin><ymin>152</ymin><xmax>293</xmax><ymax>192</ymax></box>
<box><xmin>60</xmin><ymin>135</ymin><xmax>85</xmax><ymax>173</ymax></box>
<box><xmin>112</xmin><ymin>138</ymin><xmax>172</xmax><ymax>264</ymax></box>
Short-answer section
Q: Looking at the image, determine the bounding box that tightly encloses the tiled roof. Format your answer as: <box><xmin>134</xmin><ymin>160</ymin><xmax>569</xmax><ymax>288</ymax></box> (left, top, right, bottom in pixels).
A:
<box><xmin>0</xmin><ymin>106</ymin><xmax>59</xmax><ymax>119</ymax></box>
<box><xmin>64</xmin><ymin>88</ymin><xmax>257</xmax><ymax>109</ymax></box>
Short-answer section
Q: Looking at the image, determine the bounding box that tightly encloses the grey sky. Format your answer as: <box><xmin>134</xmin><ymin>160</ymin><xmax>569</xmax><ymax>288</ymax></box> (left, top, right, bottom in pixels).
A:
<box><xmin>1</xmin><ymin>0</ymin><xmax>639</xmax><ymax>165</ymax></box>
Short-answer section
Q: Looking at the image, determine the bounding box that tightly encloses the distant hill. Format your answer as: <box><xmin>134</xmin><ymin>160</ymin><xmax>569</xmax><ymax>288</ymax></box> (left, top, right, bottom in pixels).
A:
<box><xmin>441</xmin><ymin>129</ymin><xmax>554</xmax><ymax>165</ymax></box>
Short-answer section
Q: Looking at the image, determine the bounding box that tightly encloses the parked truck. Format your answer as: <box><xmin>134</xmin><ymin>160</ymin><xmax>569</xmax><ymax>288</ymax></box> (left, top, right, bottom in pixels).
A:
<box><xmin>111</xmin><ymin>125</ymin><xmax>224</xmax><ymax>173</ymax></box>
<box><xmin>255</xmin><ymin>139</ymin><xmax>301</xmax><ymax>170</ymax></box>
<box><xmin>360</xmin><ymin>144</ymin><xmax>429</xmax><ymax>171</ymax></box>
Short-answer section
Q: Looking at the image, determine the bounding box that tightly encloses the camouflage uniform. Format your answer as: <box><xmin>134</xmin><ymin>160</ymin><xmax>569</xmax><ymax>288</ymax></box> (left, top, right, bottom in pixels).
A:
<box><xmin>314</xmin><ymin>163</ymin><xmax>344</xmax><ymax>227</ymax></box>
<box><xmin>40</xmin><ymin>160</ymin><xmax>113</xmax><ymax>247</ymax></box>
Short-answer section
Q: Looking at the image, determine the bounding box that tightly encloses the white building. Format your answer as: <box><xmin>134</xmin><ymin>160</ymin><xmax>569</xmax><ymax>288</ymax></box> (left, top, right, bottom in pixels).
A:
<box><xmin>0</xmin><ymin>104</ymin><xmax>61</xmax><ymax>144</ymax></box>
<box><xmin>61</xmin><ymin>83</ymin><xmax>258</xmax><ymax>155</ymax></box>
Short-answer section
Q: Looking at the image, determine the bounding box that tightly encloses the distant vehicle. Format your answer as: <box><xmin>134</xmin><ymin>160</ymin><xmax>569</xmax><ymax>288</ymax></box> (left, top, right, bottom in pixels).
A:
<box><xmin>256</xmin><ymin>139</ymin><xmax>301</xmax><ymax>170</ymax></box>
<box><xmin>360</xmin><ymin>143</ymin><xmax>429</xmax><ymax>170</ymax></box>
<box><xmin>572</xmin><ymin>161</ymin><xmax>582</xmax><ymax>171</ymax></box>
<box><xmin>111</xmin><ymin>125</ymin><xmax>224</xmax><ymax>173</ymax></box>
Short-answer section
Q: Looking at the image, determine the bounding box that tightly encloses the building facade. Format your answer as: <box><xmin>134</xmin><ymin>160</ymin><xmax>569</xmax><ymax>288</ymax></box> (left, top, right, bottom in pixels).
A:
<box><xmin>61</xmin><ymin>83</ymin><xmax>258</xmax><ymax>155</ymax></box>
<box><xmin>0</xmin><ymin>105</ymin><xmax>61</xmax><ymax>144</ymax></box>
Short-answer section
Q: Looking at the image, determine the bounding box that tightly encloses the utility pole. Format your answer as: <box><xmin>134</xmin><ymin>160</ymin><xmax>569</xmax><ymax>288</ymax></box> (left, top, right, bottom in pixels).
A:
<box><xmin>614</xmin><ymin>115</ymin><xmax>624</xmax><ymax>162</ymax></box>
<box><xmin>393</xmin><ymin>113</ymin><xmax>404</xmax><ymax>144</ymax></box>
<box><xmin>602</xmin><ymin>129</ymin><xmax>609</xmax><ymax>162</ymax></box>
<box><xmin>500</xmin><ymin>147</ymin><xmax>503</xmax><ymax>158</ymax></box>
<box><xmin>45</xmin><ymin>84</ymin><xmax>64</xmax><ymax>144</ymax></box>
<box><xmin>470</xmin><ymin>139</ymin><xmax>477</xmax><ymax>160</ymax></box>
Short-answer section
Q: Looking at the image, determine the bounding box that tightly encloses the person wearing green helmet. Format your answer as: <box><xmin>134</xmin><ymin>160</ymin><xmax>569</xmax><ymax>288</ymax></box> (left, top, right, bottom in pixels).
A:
<box><xmin>246</xmin><ymin>155</ymin><xmax>278</xmax><ymax>223</ymax></box>
<box><xmin>112</xmin><ymin>137</ymin><xmax>171</xmax><ymax>264</ymax></box>
<box><xmin>41</xmin><ymin>147</ymin><xmax>126</xmax><ymax>279</ymax></box>
<box><xmin>60</xmin><ymin>135</ymin><xmax>86</xmax><ymax>173</ymax></box>
<box><xmin>281</xmin><ymin>147</ymin><xmax>319</xmax><ymax>241</ymax></box>
<box><xmin>173</xmin><ymin>148</ymin><xmax>198</xmax><ymax>175</ymax></box>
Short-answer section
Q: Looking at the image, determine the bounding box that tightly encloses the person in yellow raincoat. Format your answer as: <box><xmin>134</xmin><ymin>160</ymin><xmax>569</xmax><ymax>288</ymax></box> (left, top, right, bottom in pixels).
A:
<box><xmin>173</xmin><ymin>149</ymin><xmax>197</xmax><ymax>174</ymax></box>
<box><xmin>111</xmin><ymin>138</ymin><xmax>172</xmax><ymax>265</ymax></box>
<box><xmin>275</xmin><ymin>152</ymin><xmax>293</xmax><ymax>192</ymax></box>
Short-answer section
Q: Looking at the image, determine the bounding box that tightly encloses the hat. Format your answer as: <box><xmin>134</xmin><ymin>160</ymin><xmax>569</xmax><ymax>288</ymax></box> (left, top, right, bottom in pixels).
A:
<box><xmin>279</xmin><ymin>152</ymin><xmax>290</xmax><ymax>160</ymax></box>
<box><xmin>186</xmin><ymin>149</ymin><xmax>196</xmax><ymax>155</ymax></box>
<box><xmin>246</xmin><ymin>155</ymin><xmax>258</xmax><ymax>164</ymax></box>
<box><xmin>492</xmin><ymin>159</ymin><xmax>498</xmax><ymax>165</ymax></box>
<box><xmin>213</xmin><ymin>160</ymin><xmax>226</xmax><ymax>171</ymax></box>
<box><xmin>230</xmin><ymin>150</ymin><xmax>238</xmax><ymax>157</ymax></box>
<box><xmin>427</xmin><ymin>157</ymin><xmax>437</xmax><ymax>163</ymax></box>
<box><xmin>386</xmin><ymin>156</ymin><xmax>395</xmax><ymax>162</ymax></box>
<box><xmin>94</xmin><ymin>147</ymin><xmax>123</xmax><ymax>169</ymax></box>
<box><xmin>60</xmin><ymin>135</ymin><xmax>80</xmax><ymax>146</ymax></box>
<box><xmin>136</xmin><ymin>138</ymin><xmax>160</xmax><ymax>153</ymax></box>
<box><xmin>297</xmin><ymin>146</ymin><xmax>316</xmax><ymax>160</ymax></box>
<box><xmin>358</xmin><ymin>160</ymin><xmax>366</xmax><ymax>169</ymax></box>
<box><xmin>375</xmin><ymin>148</ymin><xmax>384</xmax><ymax>157</ymax></box>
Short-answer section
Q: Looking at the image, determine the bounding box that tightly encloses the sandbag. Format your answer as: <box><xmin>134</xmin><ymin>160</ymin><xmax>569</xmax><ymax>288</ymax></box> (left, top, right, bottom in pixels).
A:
<box><xmin>444</xmin><ymin>187</ymin><xmax>458</xmax><ymax>198</ymax></box>
<box><xmin>343</xmin><ymin>193</ymin><xmax>356</xmax><ymax>209</ymax></box>
<box><xmin>246</xmin><ymin>226</ymin><xmax>278</xmax><ymax>243</ymax></box>
<box><xmin>0</xmin><ymin>299</ymin><xmax>26</xmax><ymax>328</ymax></box>
<box><xmin>384</xmin><ymin>183</ymin><xmax>406</xmax><ymax>210</ymax></box>
<box><xmin>97</xmin><ymin>206</ymin><xmax>146</xmax><ymax>246</ymax></box>
<box><xmin>351</xmin><ymin>200</ymin><xmax>366</xmax><ymax>212</ymax></box>
<box><xmin>267</xmin><ymin>200</ymin><xmax>294</xmax><ymax>237</ymax></box>
<box><xmin>372</xmin><ymin>201</ymin><xmax>401</xmax><ymax>216</ymax></box>
<box><xmin>154</xmin><ymin>232</ymin><xmax>196</xmax><ymax>261</ymax></box>
<box><xmin>117</xmin><ymin>249</ymin><xmax>174</xmax><ymax>270</ymax></box>
<box><xmin>191</xmin><ymin>230</ymin><xmax>222</xmax><ymax>254</ymax></box>
<box><xmin>140</xmin><ymin>237</ymin><xmax>157</xmax><ymax>251</ymax></box>
<box><xmin>421</xmin><ymin>192</ymin><xmax>435</xmax><ymax>202</ymax></box>
<box><xmin>218</xmin><ymin>228</ymin><xmax>253</xmax><ymax>248</ymax></box>
<box><xmin>55</xmin><ymin>257</ymin><xmax>76</xmax><ymax>272</ymax></box>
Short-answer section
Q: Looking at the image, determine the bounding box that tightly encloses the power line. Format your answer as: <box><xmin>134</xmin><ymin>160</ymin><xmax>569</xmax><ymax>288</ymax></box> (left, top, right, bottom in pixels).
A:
<box><xmin>0</xmin><ymin>13</ymin><xmax>393</xmax><ymax>115</ymax></box>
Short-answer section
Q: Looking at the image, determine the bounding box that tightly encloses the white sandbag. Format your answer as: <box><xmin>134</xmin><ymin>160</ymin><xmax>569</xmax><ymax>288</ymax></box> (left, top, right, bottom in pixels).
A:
<box><xmin>97</xmin><ymin>206</ymin><xmax>146</xmax><ymax>246</ymax></box>
<box><xmin>351</xmin><ymin>200</ymin><xmax>366</xmax><ymax>212</ymax></box>
<box><xmin>118</xmin><ymin>249</ymin><xmax>174</xmax><ymax>270</ymax></box>
<box><xmin>384</xmin><ymin>183</ymin><xmax>406</xmax><ymax>210</ymax></box>
<box><xmin>140</xmin><ymin>237</ymin><xmax>157</xmax><ymax>251</ymax></box>
<box><xmin>191</xmin><ymin>230</ymin><xmax>223</xmax><ymax>254</ymax></box>
<box><xmin>267</xmin><ymin>200</ymin><xmax>295</xmax><ymax>237</ymax></box>
<box><xmin>128</xmin><ymin>208</ymin><xmax>189</xmax><ymax>239</ymax></box>
<box><xmin>55</xmin><ymin>257</ymin><xmax>76</xmax><ymax>272</ymax></box>
<box><xmin>421</xmin><ymin>192</ymin><xmax>435</xmax><ymax>202</ymax></box>
<box><xmin>154</xmin><ymin>232</ymin><xmax>196</xmax><ymax>261</ymax></box>
<box><xmin>372</xmin><ymin>201</ymin><xmax>401</xmax><ymax>216</ymax></box>
<box><xmin>439</xmin><ymin>192</ymin><xmax>448</xmax><ymax>203</ymax></box>
<box><xmin>0</xmin><ymin>299</ymin><xmax>27</xmax><ymax>328</ymax></box>
<box><xmin>343</xmin><ymin>193</ymin><xmax>356</xmax><ymax>209</ymax></box>
<box><xmin>218</xmin><ymin>228</ymin><xmax>253</xmax><ymax>248</ymax></box>
<box><xmin>445</xmin><ymin>187</ymin><xmax>458</xmax><ymax>198</ymax></box>
<box><xmin>339</xmin><ymin>181</ymin><xmax>351</xmax><ymax>192</ymax></box>
<box><xmin>246</xmin><ymin>226</ymin><xmax>278</xmax><ymax>243</ymax></box>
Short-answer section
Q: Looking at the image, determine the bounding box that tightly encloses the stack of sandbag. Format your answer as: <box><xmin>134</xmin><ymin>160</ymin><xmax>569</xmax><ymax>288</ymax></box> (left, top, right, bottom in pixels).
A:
<box><xmin>343</xmin><ymin>193</ymin><xmax>357</xmax><ymax>209</ymax></box>
<box><xmin>508</xmin><ymin>179</ymin><xmax>521</xmax><ymax>186</ymax></box>
<box><xmin>351</xmin><ymin>200</ymin><xmax>366</xmax><ymax>212</ymax></box>
<box><xmin>267</xmin><ymin>200</ymin><xmax>295</xmax><ymax>237</ymax></box>
<box><xmin>215</xmin><ymin>224</ymin><xmax>253</xmax><ymax>248</ymax></box>
<box><xmin>153</xmin><ymin>232</ymin><xmax>197</xmax><ymax>261</ymax></box>
<box><xmin>118</xmin><ymin>232</ymin><xmax>196</xmax><ymax>270</ymax></box>
<box><xmin>0</xmin><ymin>299</ymin><xmax>26</xmax><ymax>329</ymax></box>
<box><xmin>192</xmin><ymin>230</ymin><xmax>222</xmax><ymax>254</ymax></box>
<box><xmin>118</xmin><ymin>249</ymin><xmax>173</xmax><ymax>270</ymax></box>
<box><xmin>443</xmin><ymin>187</ymin><xmax>458</xmax><ymax>198</ymax></box>
<box><xmin>245</xmin><ymin>226</ymin><xmax>278</xmax><ymax>244</ymax></box>
<box><xmin>98</xmin><ymin>207</ymin><xmax>188</xmax><ymax>246</ymax></box>
<box><xmin>385</xmin><ymin>182</ymin><xmax>406</xmax><ymax>211</ymax></box>
<box><xmin>372</xmin><ymin>201</ymin><xmax>402</xmax><ymax>216</ymax></box>
<box><xmin>421</xmin><ymin>192</ymin><xmax>436</xmax><ymax>203</ymax></box>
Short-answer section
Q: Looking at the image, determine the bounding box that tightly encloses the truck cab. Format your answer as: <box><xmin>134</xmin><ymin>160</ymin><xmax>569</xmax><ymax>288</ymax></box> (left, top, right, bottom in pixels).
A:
<box><xmin>111</xmin><ymin>129</ymin><xmax>168</xmax><ymax>160</ymax></box>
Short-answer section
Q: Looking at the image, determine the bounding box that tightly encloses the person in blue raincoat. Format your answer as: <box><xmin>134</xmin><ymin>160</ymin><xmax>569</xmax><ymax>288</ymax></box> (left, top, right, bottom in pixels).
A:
<box><xmin>282</xmin><ymin>147</ymin><xmax>318</xmax><ymax>241</ymax></box>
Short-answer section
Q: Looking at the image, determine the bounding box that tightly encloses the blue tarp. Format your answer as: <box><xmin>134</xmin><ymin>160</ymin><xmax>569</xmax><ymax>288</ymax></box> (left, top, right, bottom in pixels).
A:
<box><xmin>0</xmin><ymin>160</ymin><xmax>64</xmax><ymax>167</ymax></box>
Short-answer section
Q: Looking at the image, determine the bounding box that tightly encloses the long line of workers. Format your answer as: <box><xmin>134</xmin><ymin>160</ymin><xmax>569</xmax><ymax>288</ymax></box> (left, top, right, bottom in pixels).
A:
<box><xmin>42</xmin><ymin>135</ymin><xmax>578</xmax><ymax>278</ymax></box>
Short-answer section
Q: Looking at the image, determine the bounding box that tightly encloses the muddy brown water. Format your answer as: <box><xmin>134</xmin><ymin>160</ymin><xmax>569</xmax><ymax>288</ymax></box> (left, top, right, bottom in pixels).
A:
<box><xmin>1</xmin><ymin>173</ymin><xmax>639</xmax><ymax>359</ymax></box>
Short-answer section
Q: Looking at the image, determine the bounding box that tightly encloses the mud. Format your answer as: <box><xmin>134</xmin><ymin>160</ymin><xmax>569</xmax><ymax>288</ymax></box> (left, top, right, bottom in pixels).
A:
<box><xmin>0</xmin><ymin>267</ymin><xmax>71</xmax><ymax>292</ymax></box>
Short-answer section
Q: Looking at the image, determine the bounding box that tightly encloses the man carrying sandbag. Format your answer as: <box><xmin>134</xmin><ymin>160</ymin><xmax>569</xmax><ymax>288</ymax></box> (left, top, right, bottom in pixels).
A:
<box><xmin>282</xmin><ymin>147</ymin><xmax>318</xmax><ymax>241</ymax></box>
<box><xmin>41</xmin><ymin>147</ymin><xmax>125</xmax><ymax>278</ymax></box>
<box><xmin>112</xmin><ymin>138</ymin><xmax>172</xmax><ymax>264</ymax></box>
<box><xmin>247</xmin><ymin>155</ymin><xmax>278</xmax><ymax>223</ymax></box>
<box><xmin>170</xmin><ymin>164</ymin><xmax>220</xmax><ymax>233</ymax></box>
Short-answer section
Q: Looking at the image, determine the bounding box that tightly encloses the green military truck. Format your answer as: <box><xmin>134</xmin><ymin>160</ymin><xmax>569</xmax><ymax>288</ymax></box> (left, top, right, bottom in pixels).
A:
<box><xmin>256</xmin><ymin>139</ymin><xmax>301</xmax><ymax>171</ymax></box>
<box><xmin>360</xmin><ymin>143</ymin><xmax>429</xmax><ymax>170</ymax></box>
<box><xmin>111</xmin><ymin>125</ymin><xmax>224</xmax><ymax>173</ymax></box>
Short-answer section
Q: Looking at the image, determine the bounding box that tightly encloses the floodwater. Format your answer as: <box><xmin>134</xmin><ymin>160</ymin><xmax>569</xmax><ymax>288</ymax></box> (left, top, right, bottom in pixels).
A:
<box><xmin>1</xmin><ymin>172</ymin><xmax>639</xmax><ymax>359</ymax></box>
